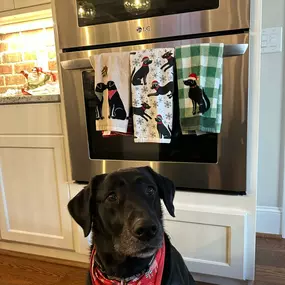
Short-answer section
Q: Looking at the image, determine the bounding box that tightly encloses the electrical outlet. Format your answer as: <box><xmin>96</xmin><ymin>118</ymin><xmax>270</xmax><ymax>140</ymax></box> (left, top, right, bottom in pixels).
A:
<box><xmin>261</xmin><ymin>27</ymin><xmax>283</xmax><ymax>54</ymax></box>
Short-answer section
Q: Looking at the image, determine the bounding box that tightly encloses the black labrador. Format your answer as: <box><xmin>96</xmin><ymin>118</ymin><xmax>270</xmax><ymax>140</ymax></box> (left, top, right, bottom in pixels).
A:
<box><xmin>161</xmin><ymin>51</ymin><xmax>175</xmax><ymax>72</ymax></box>
<box><xmin>148</xmin><ymin>80</ymin><xmax>174</xmax><ymax>99</ymax></box>
<box><xmin>133</xmin><ymin>102</ymin><xmax>152</xmax><ymax>122</ymax></box>
<box><xmin>106</xmin><ymin>81</ymin><xmax>127</xmax><ymax>120</ymax></box>
<box><xmin>131</xmin><ymin>56</ymin><xmax>153</xmax><ymax>86</ymax></box>
<box><xmin>155</xmin><ymin>115</ymin><xmax>172</xmax><ymax>139</ymax></box>
<box><xmin>68</xmin><ymin>167</ymin><xmax>196</xmax><ymax>285</ymax></box>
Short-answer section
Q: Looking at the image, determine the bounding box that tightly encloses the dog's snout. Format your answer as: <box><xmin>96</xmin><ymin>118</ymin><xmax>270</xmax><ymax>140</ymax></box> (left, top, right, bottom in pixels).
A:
<box><xmin>132</xmin><ymin>219</ymin><xmax>158</xmax><ymax>241</ymax></box>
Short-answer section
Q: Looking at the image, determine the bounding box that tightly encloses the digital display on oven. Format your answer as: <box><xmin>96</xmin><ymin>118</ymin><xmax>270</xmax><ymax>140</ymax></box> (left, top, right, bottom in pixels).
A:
<box><xmin>77</xmin><ymin>0</ymin><xmax>219</xmax><ymax>27</ymax></box>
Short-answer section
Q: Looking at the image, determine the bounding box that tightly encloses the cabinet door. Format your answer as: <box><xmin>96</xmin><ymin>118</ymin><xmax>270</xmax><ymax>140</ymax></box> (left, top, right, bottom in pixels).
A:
<box><xmin>0</xmin><ymin>136</ymin><xmax>73</xmax><ymax>250</ymax></box>
<box><xmin>14</xmin><ymin>0</ymin><xmax>50</xmax><ymax>9</ymax></box>
<box><xmin>0</xmin><ymin>0</ymin><xmax>15</xmax><ymax>12</ymax></box>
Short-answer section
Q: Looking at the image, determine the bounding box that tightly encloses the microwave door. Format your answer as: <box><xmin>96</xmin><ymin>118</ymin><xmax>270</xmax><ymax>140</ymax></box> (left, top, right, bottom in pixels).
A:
<box><xmin>53</xmin><ymin>0</ymin><xmax>250</xmax><ymax>50</ymax></box>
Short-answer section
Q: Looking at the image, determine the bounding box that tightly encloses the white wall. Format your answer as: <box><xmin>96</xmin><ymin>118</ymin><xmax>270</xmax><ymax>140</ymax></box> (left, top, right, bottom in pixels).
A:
<box><xmin>257</xmin><ymin>0</ymin><xmax>285</xmax><ymax>234</ymax></box>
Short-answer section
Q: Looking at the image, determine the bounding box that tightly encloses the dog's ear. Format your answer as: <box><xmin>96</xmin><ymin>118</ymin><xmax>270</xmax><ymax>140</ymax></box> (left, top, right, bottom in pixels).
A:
<box><xmin>67</xmin><ymin>174</ymin><xmax>107</xmax><ymax>237</ymax></box>
<box><xmin>142</xmin><ymin>166</ymin><xmax>175</xmax><ymax>217</ymax></box>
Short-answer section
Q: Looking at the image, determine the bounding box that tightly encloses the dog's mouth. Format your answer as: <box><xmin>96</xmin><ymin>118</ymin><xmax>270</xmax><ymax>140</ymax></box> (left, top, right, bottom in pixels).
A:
<box><xmin>135</xmin><ymin>245</ymin><xmax>160</xmax><ymax>258</ymax></box>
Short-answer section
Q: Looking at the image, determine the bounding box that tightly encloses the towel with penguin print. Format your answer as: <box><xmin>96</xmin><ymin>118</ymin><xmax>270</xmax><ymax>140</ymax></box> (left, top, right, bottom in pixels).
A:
<box><xmin>90</xmin><ymin>52</ymin><xmax>130</xmax><ymax>134</ymax></box>
<box><xmin>130</xmin><ymin>49</ymin><xmax>175</xmax><ymax>144</ymax></box>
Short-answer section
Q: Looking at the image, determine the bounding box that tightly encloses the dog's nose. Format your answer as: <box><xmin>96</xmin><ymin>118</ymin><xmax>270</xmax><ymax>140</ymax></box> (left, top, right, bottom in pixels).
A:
<box><xmin>132</xmin><ymin>220</ymin><xmax>158</xmax><ymax>241</ymax></box>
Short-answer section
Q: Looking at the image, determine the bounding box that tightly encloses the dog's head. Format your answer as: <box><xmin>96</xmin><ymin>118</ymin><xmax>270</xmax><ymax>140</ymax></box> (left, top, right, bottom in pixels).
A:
<box><xmin>183</xmin><ymin>79</ymin><xmax>197</xmax><ymax>87</ymax></box>
<box><xmin>95</xmin><ymin>83</ymin><xmax>107</xmax><ymax>92</ymax></box>
<box><xmin>106</xmin><ymin>81</ymin><xmax>117</xmax><ymax>90</ymax></box>
<box><xmin>155</xmin><ymin>115</ymin><xmax>163</xmax><ymax>123</ymax></box>
<box><xmin>162</xmin><ymin>51</ymin><xmax>173</xmax><ymax>59</ymax></box>
<box><xmin>142</xmin><ymin>56</ymin><xmax>153</xmax><ymax>66</ymax></box>
<box><xmin>68</xmin><ymin>167</ymin><xmax>175</xmax><ymax>258</ymax></box>
<box><xmin>141</xmin><ymin>102</ymin><xmax>151</xmax><ymax>110</ymax></box>
<box><xmin>151</xmin><ymin>80</ymin><xmax>159</xmax><ymax>90</ymax></box>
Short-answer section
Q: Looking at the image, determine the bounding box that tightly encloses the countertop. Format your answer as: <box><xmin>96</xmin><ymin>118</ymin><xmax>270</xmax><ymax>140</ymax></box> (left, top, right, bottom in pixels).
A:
<box><xmin>0</xmin><ymin>94</ymin><xmax>61</xmax><ymax>105</ymax></box>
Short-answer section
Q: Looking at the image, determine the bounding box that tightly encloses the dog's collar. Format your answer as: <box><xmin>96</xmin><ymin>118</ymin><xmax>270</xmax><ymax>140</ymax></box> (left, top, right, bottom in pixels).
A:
<box><xmin>157</xmin><ymin>122</ymin><xmax>163</xmax><ymax>125</ymax></box>
<box><xmin>142</xmin><ymin>64</ymin><xmax>148</xmax><ymax>67</ymax></box>
<box><xmin>167</xmin><ymin>56</ymin><xmax>172</xmax><ymax>60</ymax></box>
<box><xmin>90</xmin><ymin>240</ymin><xmax>165</xmax><ymax>285</ymax></box>
<box><xmin>108</xmin><ymin>89</ymin><xmax>117</xmax><ymax>99</ymax></box>
<box><xmin>190</xmin><ymin>85</ymin><xmax>197</xmax><ymax>88</ymax></box>
<box><xmin>141</xmin><ymin>106</ymin><xmax>146</xmax><ymax>111</ymax></box>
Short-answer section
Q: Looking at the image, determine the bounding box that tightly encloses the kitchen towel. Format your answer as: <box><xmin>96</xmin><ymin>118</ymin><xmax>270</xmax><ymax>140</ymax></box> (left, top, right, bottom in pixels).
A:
<box><xmin>90</xmin><ymin>52</ymin><xmax>130</xmax><ymax>133</ymax></box>
<box><xmin>130</xmin><ymin>48</ymin><xmax>175</xmax><ymax>143</ymax></box>
<box><xmin>175</xmin><ymin>43</ymin><xmax>224</xmax><ymax>134</ymax></box>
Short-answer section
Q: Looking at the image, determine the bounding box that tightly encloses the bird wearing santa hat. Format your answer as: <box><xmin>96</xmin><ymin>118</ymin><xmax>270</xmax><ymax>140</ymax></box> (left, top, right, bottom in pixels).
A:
<box><xmin>183</xmin><ymin>73</ymin><xmax>211</xmax><ymax>115</ymax></box>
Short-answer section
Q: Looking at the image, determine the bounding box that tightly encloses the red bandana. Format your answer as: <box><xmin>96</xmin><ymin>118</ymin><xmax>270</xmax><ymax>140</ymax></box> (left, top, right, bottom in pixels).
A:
<box><xmin>90</xmin><ymin>241</ymin><xmax>165</xmax><ymax>285</ymax></box>
<box><xmin>108</xmin><ymin>90</ymin><xmax>117</xmax><ymax>99</ymax></box>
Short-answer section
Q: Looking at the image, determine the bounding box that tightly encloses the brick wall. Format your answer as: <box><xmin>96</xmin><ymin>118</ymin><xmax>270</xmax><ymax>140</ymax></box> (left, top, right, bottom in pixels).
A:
<box><xmin>0</xmin><ymin>27</ymin><xmax>58</xmax><ymax>95</ymax></box>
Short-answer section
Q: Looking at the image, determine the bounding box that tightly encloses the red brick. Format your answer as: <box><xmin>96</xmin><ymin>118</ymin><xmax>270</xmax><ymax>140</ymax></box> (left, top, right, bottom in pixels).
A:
<box><xmin>0</xmin><ymin>42</ymin><xmax>8</xmax><ymax>52</ymax></box>
<box><xmin>5</xmin><ymin>75</ymin><xmax>26</xmax><ymax>86</ymax></box>
<box><xmin>14</xmin><ymin>62</ymin><xmax>35</xmax><ymax>73</ymax></box>
<box><xmin>0</xmin><ymin>64</ymin><xmax>13</xmax><ymax>74</ymax></box>
<box><xmin>1</xmin><ymin>32</ymin><xmax>20</xmax><ymax>42</ymax></box>
<box><xmin>0</xmin><ymin>87</ymin><xmax>9</xmax><ymax>94</ymax></box>
<box><xmin>45</xmin><ymin>28</ymin><xmax>55</xmax><ymax>47</ymax></box>
<box><xmin>48</xmin><ymin>51</ymin><xmax>57</xmax><ymax>60</ymax></box>
<box><xmin>48</xmin><ymin>60</ymin><xmax>58</xmax><ymax>71</ymax></box>
<box><xmin>0</xmin><ymin>76</ymin><xmax>4</xmax><ymax>86</ymax></box>
<box><xmin>2</xmin><ymin>53</ymin><xmax>22</xmax><ymax>63</ymax></box>
<box><xmin>23</xmin><ymin>52</ymin><xmax>37</xmax><ymax>61</ymax></box>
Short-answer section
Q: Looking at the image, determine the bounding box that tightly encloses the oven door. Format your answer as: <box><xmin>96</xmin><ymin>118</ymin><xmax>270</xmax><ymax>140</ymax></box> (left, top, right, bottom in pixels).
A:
<box><xmin>52</xmin><ymin>0</ymin><xmax>250</xmax><ymax>50</ymax></box>
<box><xmin>60</xmin><ymin>33</ymin><xmax>248</xmax><ymax>192</ymax></box>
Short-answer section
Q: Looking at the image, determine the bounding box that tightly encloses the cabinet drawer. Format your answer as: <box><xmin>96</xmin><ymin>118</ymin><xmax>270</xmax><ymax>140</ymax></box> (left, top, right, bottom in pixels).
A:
<box><xmin>14</xmin><ymin>0</ymin><xmax>50</xmax><ymax>9</ymax></box>
<box><xmin>0</xmin><ymin>103</ymin><xmax>62</xmax><ymax>135</ymax></box>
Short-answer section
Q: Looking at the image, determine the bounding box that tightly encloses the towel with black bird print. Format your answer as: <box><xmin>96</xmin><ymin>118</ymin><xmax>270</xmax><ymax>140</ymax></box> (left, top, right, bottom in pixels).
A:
<box><xmin>90</xmin><ymin>52</ymin><xmax>130</xmax><ymax>133</ymax></box>
<box><xmin>130</xmin><ymin>48</ymin><xmax>175</xmax><ymax>143</ymax></box>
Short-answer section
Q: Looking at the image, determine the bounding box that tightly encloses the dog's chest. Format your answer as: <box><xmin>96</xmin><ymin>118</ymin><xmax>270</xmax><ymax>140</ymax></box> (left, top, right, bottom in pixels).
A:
<box><xmin>189</xmin><ymin>87</ymin><xmax>202</xmax><ymax>100</ymax></box>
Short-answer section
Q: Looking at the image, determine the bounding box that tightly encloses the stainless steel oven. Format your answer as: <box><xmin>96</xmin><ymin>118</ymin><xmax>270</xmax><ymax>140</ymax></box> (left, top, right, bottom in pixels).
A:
<box><xmin>53</xmin><ymin>0</ymin><xmax>250</xmax><ymax>193</ymax></box>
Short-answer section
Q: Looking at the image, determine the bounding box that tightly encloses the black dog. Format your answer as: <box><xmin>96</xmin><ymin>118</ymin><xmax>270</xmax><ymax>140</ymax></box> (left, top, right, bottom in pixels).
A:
<box><xmin>68</xmin><ymin>167</ymin><xmax>196</xmax><ymax>285</ymax></box>
<box><xmin>183</xmin><ymin>74</ymin><xmax>211</xmax><ymax>115</ymax></box>
<box><xmin>132</xmin><ymin>56</ymin><xmax>153</xmax><ymax>86</ymax></box>
<box><xmin>133</xmin><ymin>102</ymin><xmax>152</xmax><ymax>122</ymax></box>
<box><xmin>148</xmin><ymin>80</ymin><xmax>174</xmax><ymax>99</ymax></box>
<box><xmin>155</xmin><ymin>115</ymin><xmax>172</xmax><ymax>139</ymax></box>
<box><xmin>161</xmin><ymin>51</ymin><xmax>175</xmax><ymax>72</ymax></box>
<box><xmin>107</xmin><ymin>81</ymin><xmax>127</xmax><ymax>120</ymax></box>
<box><xmin>93</xmin><ymin>83</ymin><xmax>106</xmax><ymax>120</ymax></box>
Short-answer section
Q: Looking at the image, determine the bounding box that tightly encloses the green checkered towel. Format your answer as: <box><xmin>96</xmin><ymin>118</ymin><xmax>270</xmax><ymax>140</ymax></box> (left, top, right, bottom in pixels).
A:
<box><xmin>175</xmin><ymin>43</ymin><xmax>224</xmax><ymax>134</ymax></box>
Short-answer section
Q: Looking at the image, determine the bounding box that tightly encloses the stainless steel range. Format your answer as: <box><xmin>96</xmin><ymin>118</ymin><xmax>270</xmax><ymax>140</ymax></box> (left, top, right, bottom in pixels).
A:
<box><xmin>52</xmin><ymin>0</ymin><xmax>250</xmax><ymax>193</ymax></box>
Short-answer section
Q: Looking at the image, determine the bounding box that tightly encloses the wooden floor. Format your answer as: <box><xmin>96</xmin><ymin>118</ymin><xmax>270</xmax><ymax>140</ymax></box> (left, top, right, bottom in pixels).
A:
<box><xmin>0</xmin><ymin>237</ymin><xmax>284</xmax><ymax>285</ymax></box>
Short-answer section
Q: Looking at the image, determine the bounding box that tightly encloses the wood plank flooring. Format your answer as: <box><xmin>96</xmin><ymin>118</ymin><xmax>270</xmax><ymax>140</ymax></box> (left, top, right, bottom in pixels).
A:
<box><xmin>0</xmin><ymin>236</ymin><xmax>284</xmax><ymax>284</ymax></box>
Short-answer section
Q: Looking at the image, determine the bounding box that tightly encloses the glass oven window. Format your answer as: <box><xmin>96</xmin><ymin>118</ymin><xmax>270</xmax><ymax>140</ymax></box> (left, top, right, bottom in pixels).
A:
<box><xmin>77</xmin><ymin>0</ymin><xmax>219</xmax><ymax>27</ymax></box>
<box><xmin>83</xmin><ymin>70</ymin><xmax>218</xmax><ymax>163</ymax></box>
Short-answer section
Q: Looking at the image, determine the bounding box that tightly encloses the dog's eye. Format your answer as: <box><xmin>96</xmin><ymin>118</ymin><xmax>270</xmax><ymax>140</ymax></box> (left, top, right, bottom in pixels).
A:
<box><xmin>146</xmin><ymin>186</ymin><xmax>155</xmax><ymax>196</ymax></box>
<box><xmin>106</xmin><ymin>193</ymin><xmax>118</xmax><ymax>202</ymax></box>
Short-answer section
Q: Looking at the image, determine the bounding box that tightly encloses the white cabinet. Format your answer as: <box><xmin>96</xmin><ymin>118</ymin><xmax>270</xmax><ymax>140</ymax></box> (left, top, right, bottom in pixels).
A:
<box><xmin>0</xmin><ymin>135</ymin><xmax>73</xmax><ymax>250</ymax></box>
<box><xmin>164</xmin><ymin>207</ymin><xmax>247</xmax><ymax>280</ymax></box>
<box><xmin>0</xmin><ymin>0</ymin><xmax>15</xmax><ymax>12</ymax></box>
<box><xmin>14</xmin><ymin>0</ymin><xmax>50</xmax><ymax>9</ymax></box>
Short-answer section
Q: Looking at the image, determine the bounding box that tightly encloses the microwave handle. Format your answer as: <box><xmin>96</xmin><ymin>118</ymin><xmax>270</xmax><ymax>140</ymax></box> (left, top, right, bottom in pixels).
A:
<box><xmin>60</xmin><ymin>44</ymin><xmax>248</xmax><ymax>70</ymax></box>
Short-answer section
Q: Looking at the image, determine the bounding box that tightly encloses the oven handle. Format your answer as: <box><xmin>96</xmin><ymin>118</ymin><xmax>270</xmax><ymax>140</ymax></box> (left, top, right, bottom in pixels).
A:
<box><xmin>60</xmin><ymin>44</ymin><xmax>248</xmax><ymax>70</ymax></box>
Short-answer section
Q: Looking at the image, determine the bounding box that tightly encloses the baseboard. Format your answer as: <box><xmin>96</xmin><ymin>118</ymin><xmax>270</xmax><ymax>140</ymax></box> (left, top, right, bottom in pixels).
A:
<box><xmin>256</xmin><ymin>206</ymin><xmax>282</xmax><ymax>235</ymax></box>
